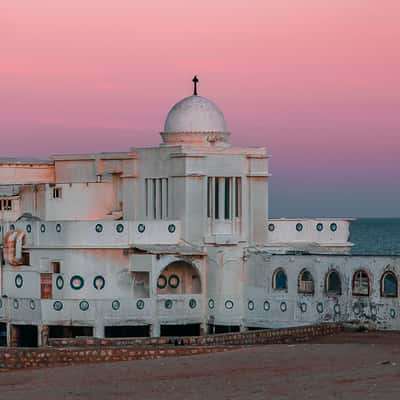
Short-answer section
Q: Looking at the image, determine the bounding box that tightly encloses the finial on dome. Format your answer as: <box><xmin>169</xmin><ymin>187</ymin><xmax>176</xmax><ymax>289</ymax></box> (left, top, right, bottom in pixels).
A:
<box><xmin>192</xmin><ymin>75</ymin><xmax>199</xmax><ymax>96</ymax></box>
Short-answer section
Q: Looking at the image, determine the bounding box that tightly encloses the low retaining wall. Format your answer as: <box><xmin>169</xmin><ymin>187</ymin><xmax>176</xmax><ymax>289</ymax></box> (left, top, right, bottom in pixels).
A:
<box><xmin>49</xmin><ymin>323</ymin><xmax>343</xmax><ymax>347</ymax></box>
<box><xmin>1</xmin><ymin>324</ymin><xmax>343</xmax><ymax>371</ymax></box>
<box><xmin>0</xmin><ymin>346</ymin><xmax>230</xmax><ymax>372</ymax></box>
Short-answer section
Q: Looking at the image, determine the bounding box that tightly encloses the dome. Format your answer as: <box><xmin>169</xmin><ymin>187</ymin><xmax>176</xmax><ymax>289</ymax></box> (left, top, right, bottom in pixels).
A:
<box><xmin>163</xmin><ymin>95</ymin><xmax>228</xmax><ymax>134</ymax></box>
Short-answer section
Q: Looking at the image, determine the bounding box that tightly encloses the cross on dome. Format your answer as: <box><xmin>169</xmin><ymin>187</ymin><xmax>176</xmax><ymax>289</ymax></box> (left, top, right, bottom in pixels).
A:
<box><xmin>192</xmin><ymin>75</ymin><xmax>199</xmax><ymax>96</ymax></box>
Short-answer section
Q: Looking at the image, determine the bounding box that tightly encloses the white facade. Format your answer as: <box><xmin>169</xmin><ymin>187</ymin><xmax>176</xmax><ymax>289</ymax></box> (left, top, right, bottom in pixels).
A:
<box><xmin>0</xmin><ymin>87</ymin><xmax>398</xmax><ymax>346</ymax></box>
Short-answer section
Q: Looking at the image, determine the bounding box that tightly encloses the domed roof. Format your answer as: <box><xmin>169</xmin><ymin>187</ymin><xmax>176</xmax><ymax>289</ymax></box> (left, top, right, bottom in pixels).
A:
<box><xmin>163</xmin><ymin>95</ymin><xmax>228</xmax><ymax>133</ymax></box>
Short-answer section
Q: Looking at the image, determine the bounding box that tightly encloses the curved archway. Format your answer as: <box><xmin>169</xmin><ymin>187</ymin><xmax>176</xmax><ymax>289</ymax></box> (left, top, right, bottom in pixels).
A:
<box><xmin>352</xmin><ymin>269</ymin><xmax>370</xmax><ymax>296</ymax></box>
<box><xmin>326</xmin><ymin>270</ymin><xmax>342</xmax><ymax>295</ymax></box>
<box><xmin>381</xmin><ymin>271</ymin><xmax>398</xmax><ymax>297</ymax></box>
<box><xmin>298</xmin><ymin>269</ymin><xmax>314</xmax><ymax>295</ymax></box>
<box><xmin>272</xmin><ymin>268</ymin><xmax>287</xmax><ymax>291</ymax></box>
<box><xmin>157</xmin><ymin>260</ymin><xmax>201</xmax><ymax>294</ymax></box>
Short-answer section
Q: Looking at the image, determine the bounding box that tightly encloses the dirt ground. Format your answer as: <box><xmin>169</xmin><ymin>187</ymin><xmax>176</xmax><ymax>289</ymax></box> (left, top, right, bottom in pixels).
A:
<box><xmin>1</xmin><ymin>332</ymin><xmax>400</xmax><ymax>400</ymax></box>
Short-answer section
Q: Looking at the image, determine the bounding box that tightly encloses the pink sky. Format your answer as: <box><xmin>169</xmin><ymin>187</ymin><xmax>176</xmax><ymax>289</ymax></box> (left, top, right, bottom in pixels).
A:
<box><xmin>1</xmin><ymin>1</ymin><xmax>400</xmax><ymax>216</ymax></box>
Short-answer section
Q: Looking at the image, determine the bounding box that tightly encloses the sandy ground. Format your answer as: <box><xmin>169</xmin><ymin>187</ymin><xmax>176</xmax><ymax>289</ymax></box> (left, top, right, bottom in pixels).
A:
<box><xmin>1</xmin><ymin>332</ymin><xmax>400</xmax><ymax>400</ymax></box>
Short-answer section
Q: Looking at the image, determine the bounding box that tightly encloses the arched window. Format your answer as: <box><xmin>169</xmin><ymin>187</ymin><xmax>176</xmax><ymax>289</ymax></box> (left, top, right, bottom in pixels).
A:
<box><xmin>273</xmin><ymin>269</ymin><xmax>287</xmax><ymax>290</ymax></box>
<box><xmin>326</xmin><ymin>270</ymin><xmax>342</xmax><ymax>295</ymax></box>
<box><xmin>352</xmin><ymin>270</ymin><xmax>370</xmax><ymax>296</ymax></box>
<box><xmin>381</xmin><ymin>272</ymin><xmax>398</xmax><ymax>297</ymax></box>
<box><xmin>298</xmin><ymin>269</ymin><xmax>314</xmax><ymax>295</ymax></box>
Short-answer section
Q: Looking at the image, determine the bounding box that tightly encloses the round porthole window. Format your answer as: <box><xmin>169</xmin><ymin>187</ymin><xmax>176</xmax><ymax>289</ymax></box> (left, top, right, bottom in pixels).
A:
<box><xmin>26</xmin><ymin>224</ymin><xmax>32</xmax><ymax>233</ymax></box>
<box><xmin>316</xmin><ymin>223</ymin><xmax>323</xmax><ymax>232</ymax></box>
<box><xmin>300</xmin><ymin>303</ymin><xmax>307</xmax><ymax>313</ymax></box>
<box><xmin>138</xmin><ymin>224</ymin><xmax>145</xmax><ymax>233</ymax></box>
<box><xmin>56</xmin><ymin>223</ymin><xmax>62</xmax><ymax>233</ymax></box>
<box><xmin>330</xmin><ymin>223</ymin><xmax>337</xmax><ymax>232</ymax></box>
<box><xmin>334</xmin><ymin>304</ymin><xmax>341</xmax><ymax>314</ymax></box>
<box><xmin>53</xmin><ymin>301</ymin><xmax>63</xmax><ymax>311</ymax></box>
<box><xmin>40</xmin><ymin>224</ymin><xmax>46</xmax><ymax>233</ymax></box>
<box><xmin>116</xmin><ymin>224</ymin><xmax>124</xmax><ymax>233</ymax></box>
<box><xmin>168</xmin><ymin>274</ymin><xmax>180</xmax><ymax>289</ymax></box>
<box><xmin>29</xmin><ymin>299</ymin><xmax>36</xmax><ymax>310</ymax></box>
<box><xmin>296</xmin><ymin>223</ymin><xmax>303</xmax><ymax>232</ymax></box>
<box><xmin>165</xmin><ymin>299</ymin><xmax>173</xmax><ymax>309</ymax></box>
<box><xmin>208</xmin><ymin>299</ymin><xmax>215</xmax><ymax>309</ymax></box>
<box><xmin>189</xmin><ymin>298</ymin><xmax>197</xmax><ymax>309</ymax></box>
<box><xmin>316</xmin><ymin>303</ymin><xmax>324</xmax><ymax>314</ymax></box>
<box><xmin>157</xmin><ymin>275</ymin><xmax>167</xmax><ymax>289</ymax></box>
<box><xmin>248</xmin><ymin>300</ymin><xmax>255</xmax><ymax>311</ymax></box>
<box><xmin>95</xmin><ymin>224</ymin><xmax>103</xmax><ymax>233</ymax></box>
<box><xmin>390</xmin><ymin>309</ymin><xmax>396</xmax><ymax>319</ymax></box>
<box><xmin>112</xmin><ymin>300</ymin><xmax>120</xmax><ymax>311</ymax></box>
<box><xmin>264</xmin><ymin>300</ymin><xmax>270</xmax><ymax>311</ymax></box>
<box><xmin>10</xmin><ymin>224</ymin><xmax>15</xmax><ymax>231</ymax></box>
<box><xmin>79</xmin><ymin>300</ymin><xmax>89</xmax><ymax>311</ymax></box>
<box><xmin>15</xmin><ymin>274</ymin><xmax>23</xmax><ymax>288</ymax></box>
<box><xmin>93</xmin><ymin>275</ymin><xmax>105</xmax><ymax>290</ymax></box>
<box><xmin>280</xmin><ymin>301</ymin><xmax>287</xmax><ymax>312</ymax></box>
<box><xmin>225</xmin><ymin>300</ymin><xmax>234</xmax><ymax>310</ymax></box>
<box><xmin>268</xmin><ymin>223</ymin><xmax>275</xmax><ymax>232</ymax></box>
<box><xmin>13</xmin><ymin>299</ymin><xmax>19</xmax><ymax>309</ymax></box>
<box><xmin>70</xmin><ymin>275</ymin><xmax>84</xmax><ymax>290</ymax></box>
<box><xmin>56</xmin><ymin>276</ymin><xmax>64</xmax><ymax>290</ymax></box>
<box><xmin>168</xmin><ymin>224</ymin><xmax>176</xmax><ymax>233</ymax></box>
<box><xmin>136</xmin><ymin>299</ymin><xmax>145</xmax><ymax>310</ymax></box>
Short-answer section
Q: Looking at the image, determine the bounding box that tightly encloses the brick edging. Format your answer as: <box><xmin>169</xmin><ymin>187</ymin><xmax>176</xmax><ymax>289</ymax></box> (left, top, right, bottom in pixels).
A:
<box><xmin>0</xmin><ymin>346</ymin><xmax>233</xmax><ymax>372</ymax></box>
<box><xmin>48</xmin><ymin>323</ymin><xmax>343</xmax><ymax>347</ymax></box>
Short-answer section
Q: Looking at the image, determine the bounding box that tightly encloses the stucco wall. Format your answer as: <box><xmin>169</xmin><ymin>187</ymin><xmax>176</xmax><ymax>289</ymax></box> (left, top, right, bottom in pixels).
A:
<box><xmin>244</xmin><ymin>254</ymin><xmax>400</xmax><ymax>330</ymax></box>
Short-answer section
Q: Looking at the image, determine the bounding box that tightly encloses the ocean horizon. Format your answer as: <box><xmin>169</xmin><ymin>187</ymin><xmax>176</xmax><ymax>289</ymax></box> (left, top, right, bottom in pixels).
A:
<box><xmin>350</xmin><ymin>218</ymin><xmax>400</xmax><ymax>256</ymax></box>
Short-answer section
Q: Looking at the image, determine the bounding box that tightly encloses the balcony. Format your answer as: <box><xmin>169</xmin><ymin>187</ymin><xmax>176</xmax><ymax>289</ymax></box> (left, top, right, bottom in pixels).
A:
<box><xmin>4</xmin><ymin>220</ymin><xmax>181</xmax><ymax>249</ymax></box>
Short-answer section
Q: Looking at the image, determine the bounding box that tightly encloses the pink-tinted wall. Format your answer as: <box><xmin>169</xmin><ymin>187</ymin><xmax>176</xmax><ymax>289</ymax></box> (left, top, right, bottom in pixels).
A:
<box><xmin>1</xmin><ymin>1</ymin><xmax>399</xmax><ymax>216</ymax></box>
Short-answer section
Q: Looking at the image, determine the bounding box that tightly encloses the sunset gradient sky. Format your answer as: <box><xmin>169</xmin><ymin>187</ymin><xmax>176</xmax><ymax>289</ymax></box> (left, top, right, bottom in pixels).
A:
<box><xmin>1</xmin><ymin>1</ymin><xmax>399</xmax><ymax>217</ymax></box>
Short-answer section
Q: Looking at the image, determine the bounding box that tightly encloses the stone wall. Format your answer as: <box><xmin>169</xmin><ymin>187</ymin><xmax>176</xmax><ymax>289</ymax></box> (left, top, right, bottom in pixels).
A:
<box><xmin>0</xmin><ymin>346</ymin><xmax>229</xmax><ymax>372</ymax></box>
<box><xmin>48</xmin><ymin>323</ymin><xmax>342</xmax><ymax>348</ymax></box>
<box><xmin>1</xmin><ymin>323</ymin><xmax>342</xmax><ymax>371</ymax></box>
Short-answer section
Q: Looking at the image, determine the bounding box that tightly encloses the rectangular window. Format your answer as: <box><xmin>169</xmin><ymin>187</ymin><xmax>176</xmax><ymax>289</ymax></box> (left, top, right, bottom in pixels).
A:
<box><xmin>152</xmin><ymin>179</ymin><xmax>157</xmax><ymax>219</ymax></box>
<box><xmin>145</xmin><ymin>178</ymin><xmax>169</xmax><ymax>220</ymax></box>
<box><xmin>235</xmin><ymin>178</ymin><xmax>241</xmax><ymax>218</ymax></box>
<box><xmin>51</xmin><ymin>261</ymin><xmax>61</xmax><ymax>274</ymax></box>
<box><xmin>22</xmin><ymin>252</ymin><xmax>30</xmax><ymax>266</ymax></box>
<box><xmin>224</xmin><ymin>178</ymin><xmax>230</xmax><ymax>219</ymax></box>
<box><xmin>207</xmin><ymin>177</ymin><xmax>241</xmax><ymax>221</ymax></box>
<box><xmin>52</xmin><ymin>188</ymin><xmax>62</xmax><ymax>199</ymax></box>
<box><xmin>159</xmin><ymin>178</ymin><xmax>163</xmax><ymax>220</ymax></box>
<box><xmin>165</xmin><ymin>178</ymin><xmax>169</xmax><ymax>218</ymax></box>
<box><xmin>1</xmin><ymin>199</ymin><xmax>12</xmax><ymax>210</ymax></box>
<box><xmin>145</xmin><ymin>179</ymin><xmax>149</xmax><ymax>217</ymax></box>
<box><xmin>207</xmin><ymin>178</ymin><xmax>212</xmax><ymax>218</ymax></box>
<box><xmin>214</xmin><ymin>178</ymin><xmax>219</xmax><ymax>219</ymax></box>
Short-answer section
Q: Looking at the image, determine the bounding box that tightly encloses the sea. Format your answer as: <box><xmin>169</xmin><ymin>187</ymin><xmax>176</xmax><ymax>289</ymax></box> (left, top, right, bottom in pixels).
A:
<box><xmin>350</xmin><ymin>218</ymin><xmax>400</xmax><ymax>256</ymax></box>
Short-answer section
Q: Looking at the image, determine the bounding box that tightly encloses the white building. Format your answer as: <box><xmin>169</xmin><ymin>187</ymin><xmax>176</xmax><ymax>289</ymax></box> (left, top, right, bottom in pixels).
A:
<box><xmin>1</xmin><ymin>79</ymin><xmax>399</xmax><ymax>346</ymax></box>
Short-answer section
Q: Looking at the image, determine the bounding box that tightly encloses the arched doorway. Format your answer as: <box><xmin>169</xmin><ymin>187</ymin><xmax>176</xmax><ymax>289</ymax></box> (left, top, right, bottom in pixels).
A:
<box><xmin>157</xmin><ymin>260</ymin><xmax>201</xmax><ymax>295</ymax></box>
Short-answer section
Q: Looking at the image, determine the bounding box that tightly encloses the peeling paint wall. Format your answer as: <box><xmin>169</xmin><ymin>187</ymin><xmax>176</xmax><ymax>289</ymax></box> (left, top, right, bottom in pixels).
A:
<box><xmin>244</xmin><ymin>253</ymin><xmax>400</xmax><ymax>330</ymax></box>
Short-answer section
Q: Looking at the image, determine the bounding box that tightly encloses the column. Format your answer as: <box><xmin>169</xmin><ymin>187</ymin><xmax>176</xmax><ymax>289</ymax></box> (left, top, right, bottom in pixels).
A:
<box><xmin>161</xmin><ymin>178</ymin><xmax>168</xmax><ymax>219</ymax></box>
<box><xmin>94</xmin><ymin>321</ymin><xmax>105</xmax><ymax>339</ymax></box>
<box><xmin>150</xmin><ymin>320</ymin><xmax>160</xmax><ymax>337</ymax></box>
<box><xmin>38</xmin><ymin>324</ymin><xmax>49</xmax><ymax>347</ymax></box>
